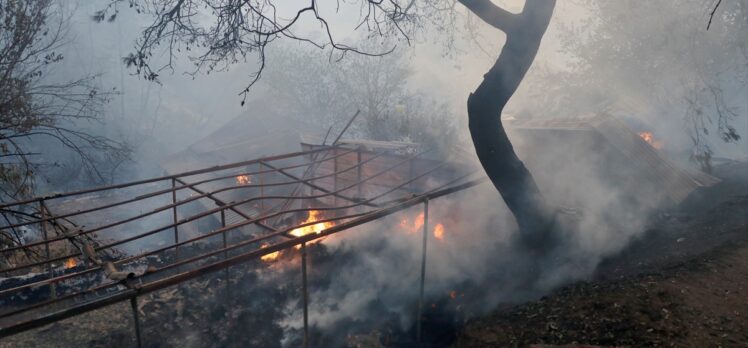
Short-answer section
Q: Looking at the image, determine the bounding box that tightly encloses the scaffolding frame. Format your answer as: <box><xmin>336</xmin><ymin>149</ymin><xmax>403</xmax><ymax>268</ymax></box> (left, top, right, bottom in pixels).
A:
<box><xmin>0</xmin><ymin>144</ymin><xmax>486</xmax><ymax>346</ymax></box>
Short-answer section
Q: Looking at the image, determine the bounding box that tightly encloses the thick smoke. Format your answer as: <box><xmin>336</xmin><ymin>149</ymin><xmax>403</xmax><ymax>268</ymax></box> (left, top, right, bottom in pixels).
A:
<box><xmin>35</xmin><ymin>0</ymin><xmax>747</xmax><ymax>346</ymax></box>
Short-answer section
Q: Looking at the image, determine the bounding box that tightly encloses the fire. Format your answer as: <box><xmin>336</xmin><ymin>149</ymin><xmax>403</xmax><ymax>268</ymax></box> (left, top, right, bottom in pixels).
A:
<box><xmin>433</xmin><ymin>223</ymin><xmax>445</xmax><ymax>240</ymax></box>
<box><xmin>236</xmin><ymin>174</ymin><xmax>252</xmax><ymax>185</ymax></box>
<box><xmin>64</xmin><ymin>258</ymin><xmax>77</xmax><ymax>269</ymax></box>
<box><xmin>260</xmin><ymin>243</ymin><xmax>280</xmax><ymax>262</ymax></box>
<box><xmin>400</xmin><ymin>212</ymin><xmax>425</xmax><ymax>234</ymax></box>
<box><xmin>449</xmin><ymin>290</ymin><xmax>457</xmax><ymax>299</ymax></box>
<box><xmin>290</xmin><ymin>210</ymin><xmax>334</xmax><ymax>238</ymax></box>
<box><xmin>638</xmin><ymin>131</ymin><xmax>663</xmax><ymax>150</ymax></box>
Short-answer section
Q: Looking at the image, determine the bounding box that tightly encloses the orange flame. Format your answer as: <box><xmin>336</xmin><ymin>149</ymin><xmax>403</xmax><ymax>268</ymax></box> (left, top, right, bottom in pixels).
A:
<box><xmin>433</xmin><ymin>223</ymin><xmax>445</xmax><ymax>240</ymax></box>
<box><xmin>260</xmin><ymin>243</ymin><xmax>280</xmax><ymax>262</ymax></box>
<box><xmin>291</xmin><ymin>210</ymin><xmax>334</xmax><ymax>238</ymax></box>
<box><xmin>64</xmin><ymin>258</ymin><xmax>77</xmax><ymax>269</ymax></box>
<box><xmin>449</xmin><ymin>290</ymin><xmax>457</xmax><ymax>299</ymax></box>
<box><xmin>400</xmin><ymin>212</ymin><xmax>425</xmax><ymax>234</ymax></box>
<box><xmin>638</xmin><ymin>131</ymin><xmax>663</xmax><ymax>150</ymax></box>
<box><xmin>236</xmin><ymin>174</ymin><xmax>252</xmax><ymax>185</ymax></box>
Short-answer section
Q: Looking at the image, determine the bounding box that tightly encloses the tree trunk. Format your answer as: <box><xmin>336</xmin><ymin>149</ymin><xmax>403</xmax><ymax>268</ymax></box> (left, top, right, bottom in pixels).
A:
<box><xmin>460</xmin><ymin>0</ymin><xmax>557</xmax><ymax>249</ymax></box>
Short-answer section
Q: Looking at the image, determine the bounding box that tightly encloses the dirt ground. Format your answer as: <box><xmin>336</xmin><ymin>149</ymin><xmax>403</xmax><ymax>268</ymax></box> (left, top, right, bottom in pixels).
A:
<box><xmin>455</xmin><ymin>161</ymin><xmax>748</xmax><ymax>347</ymax></box>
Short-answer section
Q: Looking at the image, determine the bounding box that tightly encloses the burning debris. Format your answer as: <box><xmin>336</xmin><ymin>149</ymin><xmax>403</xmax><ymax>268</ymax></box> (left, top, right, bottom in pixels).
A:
<box><xmin>290</xmin><ymin>210</ymin><xmax>335</xmax><ymax>238</ymax></box>
<box><xmin>259</xmin><ymin>243</ymin><xmax>280</xmax><ymax>262</ymax></box>
<box><xmin>63</xmin><ymin>258</ymin><xmax>78</xmax><ymax>269</ymax></box>
<box><xmin>235</xmin><ymin>174</ymin><xmax>252</xmax><ymax>185</ymax></box>
<box><xmin>433</xmin><ymin>223</ymin><xmax>445</xmax><ymax>241</ymax></box>
<box><xmin>638</xmin><ymin>131</ymin><xmax>664</xmax><ymax>150</ymax></box>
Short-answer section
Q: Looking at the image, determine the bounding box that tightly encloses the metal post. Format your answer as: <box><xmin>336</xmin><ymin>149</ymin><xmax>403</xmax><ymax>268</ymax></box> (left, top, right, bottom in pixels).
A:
<box><xmin>301</xmin><ymin>242</ymin><xmax>309</xmax><ymax>348</ymax></box>
<box><xmin>171</xmin><ymin>178</ymin><xmax>179</xmax><ymax>262</ymax></box>
<box><xmin>220</xmin><ymin>206</ymin><xmax>230</xmax><ymax>298</ymax></box>
<box><xmin>356</xmin><ymin>148</ymin><xmax>363</xmax><ymax>200</ymax></box>
<box><xmin>130</xmin><ymin>297</ymin><xmax>143</xmax><ymax>348</ymax></box>
<box><xmin>333</xmin><ymin>150</ymin><xmax>339</xmax><ymax>208</ymax></box>
<box><xmin>416</xmin><ymin>200</ymin><xmax>429</xmax><ymax>343</ymax></box>
<box><xmin>39</xmin><ymin>201</ymin><xmax>56</xmax><ymax>299</ymax></box>
<box><xmin>259</xmin><ymin>163</ymin><xmax>265</xmax><ymax>214</ymax></box>
<box><xmin>408</xmin><ymin>158</ymin><xmax>415</xmax><ymax>192</ymax></box>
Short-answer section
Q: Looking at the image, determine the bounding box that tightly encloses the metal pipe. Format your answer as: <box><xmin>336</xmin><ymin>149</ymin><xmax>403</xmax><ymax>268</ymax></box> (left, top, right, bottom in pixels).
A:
<box><xmin>0</xmin><ymin>147</ymin><xmax>357</xmax><ymax>233</ymax></box>
<box><xmin>259</xmin><ymin>163</ymin><xmax>265</xmax><ymax>214</ymax></box>
<box><xmin>130</xmin><ymin>297</ymin><xmax>143</xmax><ymax>348</ymax></box>
<box><xmin>171</xmin><ymin>179</ymin><xmax>179</xmax><ymax>263</ymax></box>
<box><xmin>416</xmin><ymin>200</ymin><xmax>429</xmax><ymax>342</ymax></box>
<box><xmin>0</xmin><ymin>146</ymin><xmax>340</xmax><ymax>209</ymax></box>
<box><xmin>220</xmin><ymin>206</ymin><xmax>230</xmax><ymax>297</ymax></box>
<box><xmin>357</xmin><ymin>149</ymin><xmax>363</xmax><ymax>200</ymax></box>
<box><xmin>333</xmin><ymin>150</ymin><xmax>339</xmax><ymax>208</ymax></box>
<box><xmin>301</xmin><ymin>242</ymin><xmax>309</xmax><ymax>348</ymax></box>
<box><xmin>39</xmin><ymin>201</ymin><xmax>56</xmax><ymax>299</ymax></box>
<box><xmin>173</xmin><ymin>177</ymin><xmax>277</xmax><ymax>233</ymax></box>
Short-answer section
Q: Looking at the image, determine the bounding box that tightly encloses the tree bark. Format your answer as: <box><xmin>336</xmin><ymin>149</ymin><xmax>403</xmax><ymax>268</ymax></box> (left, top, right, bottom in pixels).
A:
<box><xmin>459</xmin><ymin>0</ymin><xmax>557</xmax><ymax>249</ymax></box>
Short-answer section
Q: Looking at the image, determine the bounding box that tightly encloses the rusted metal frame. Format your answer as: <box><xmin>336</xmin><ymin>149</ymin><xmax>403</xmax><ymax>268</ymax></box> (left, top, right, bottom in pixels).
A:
<box><xmin>105</xmin><ymin>151</ymin><xmax>439</xmax><ymax>259</ymax></box>
<box><xmin>0</xmin><ymin>150</ymin><xmax>355</xmax><ymax>234</ymax></box>
<box><xmin>0</xmin><ymin>148</ymin><xmax>358</xmax><ymax>245</ymax></box>
<box><xmin>262</xmin><ymin>144</ymin><xmax>402</xmax><ymax>230</ymax></box>
<box><xmin>0</xmin><ymin>150</ymin><xmax>433</xmax><ymax>274</ymax></box>
<box><xmin>0</xmin><ymin>146</ymin><xmax>341</xmax><ymax>210</ymax></box>
<box><xmin>130</xmin><ymin>297</ymin><xmax>143</xmax><ymax>348</ymax></box>
<box><xmin>1</xmin><ymin>150</ymin><xmax>438</xmax><ymax>296</ymax></box>
<box><xmin>416</xmin><ymin>199</ymin><xmax>429</xmax><ymax>343</ymax></box>
<box><xmin>301</xmin><ymin>242</ymin><xmax>310</xmax><ymax>348</ymax></box>
<box><xmin>0</xmin><ymin>178</ymin><xmax>485</xmax><ymax>338</ymax></box>
<box><xmin>261</xmin><ymin>160</ymin><xmax>379</xmax><ymax>209</ymax></box>
<box><xmin>172</xmin><ymin>177</ymin><xmax>277</xmax><ymax>234</ymax></box>
<box><xmin>0</xmin><ymin>158</ymin><xmax>422</xmax><ymax>302</ymax></box>
<box><xmin>118</xmin><ymin>161</ymin><xmax>451</xmax><ymax>279</ymax></box>
<box><xmin>0</xmin><ymin>167</ymin><xmax>473</xmax><ymax>304</ymax></box>
<box><xmin>253</xmin><ymin>148</ymin><xmax>429</xmax><ymax>231</ymax></box>
<box><xmin>0</xmin><ymin>173</ymin><xmax>487</xmax><ymax>317</ymax></box>
<box><xmin>265</xmin><ymin>152</ymin><xmax>338</xmax><ymax>228</ymax></box>
<box><xmin>0</xmin><ymin>212</ymin><xmax>371</xmax><ymax>321</ymax></box>
<box><xmin>0</xmin><ymin>152</ymin><xmax>365</xmax><ymax>262</ymax></box>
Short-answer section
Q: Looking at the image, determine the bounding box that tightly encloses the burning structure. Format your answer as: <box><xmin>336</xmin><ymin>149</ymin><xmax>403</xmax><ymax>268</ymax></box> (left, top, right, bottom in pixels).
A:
<box><xmin>0</xmin><ymin>125</ymin><xmax>482</xmax><ymax>346</ymax></box>
<box><xmin>507</xmin><ymin>114</ymin><xmax>719</xmax><ymax>207</ymax></box>
<box><xmin>0</xmin><ymin>113</ymin><xmax>721</xmax><ymax>346</ymax></box>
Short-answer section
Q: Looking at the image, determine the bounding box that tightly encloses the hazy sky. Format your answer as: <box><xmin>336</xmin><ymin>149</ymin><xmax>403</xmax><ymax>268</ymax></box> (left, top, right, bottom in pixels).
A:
<box><xmin>56</xmin><ymin>0</ymin><xmax>744</xmax><ymax>167</ymax></box>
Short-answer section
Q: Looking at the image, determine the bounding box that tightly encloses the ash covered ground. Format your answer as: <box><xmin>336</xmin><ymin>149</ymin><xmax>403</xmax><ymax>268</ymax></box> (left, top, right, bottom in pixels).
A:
<box><xmin>456</xmin><ymin>160</ymin><xmax>748</xmax><ymax>347</ymax></box>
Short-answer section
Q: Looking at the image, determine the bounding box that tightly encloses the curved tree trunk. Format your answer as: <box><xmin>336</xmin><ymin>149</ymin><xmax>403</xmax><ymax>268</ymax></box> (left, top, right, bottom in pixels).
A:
<box><xmin>459</xmin><ymin>0</ymin><xmax>557</xmax><ymax>249</ymax></box>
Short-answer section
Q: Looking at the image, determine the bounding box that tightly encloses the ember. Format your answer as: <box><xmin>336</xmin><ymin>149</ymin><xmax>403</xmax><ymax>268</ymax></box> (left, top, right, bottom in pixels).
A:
<box><xmin>400</xmin><ymin>212</ymin><xmax>425</xmax><ymax>234</ymax></box>
<box><xmin>434</xmin><ymin>223</ymin><xmax>445</xmax><ymax>240</ymax></box>
<box><xmin>236</xmin><ymin>174</ymin><xmax>252</xmax><ymax>185</ymax></box>
<box><xmin>638</xmin><ymin>131</ymin><xmax>663</xmax><ymax>150</ymax></box>
<box><xmin>260</xmin><ymin>243</ymin><xmax>280</xmax><ymax>262</ymax></box>
<box><xmin>64</xmin><ymin>258</ymin><xmax>77</xmax><ymax>269</ymax></box>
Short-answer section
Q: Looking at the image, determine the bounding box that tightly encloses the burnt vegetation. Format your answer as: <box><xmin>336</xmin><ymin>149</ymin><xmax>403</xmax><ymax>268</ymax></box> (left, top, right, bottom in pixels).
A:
<box><xmin>0</xmin><ymin>0</ymin><xmax>746</xmax><ymax>347</ymax></box>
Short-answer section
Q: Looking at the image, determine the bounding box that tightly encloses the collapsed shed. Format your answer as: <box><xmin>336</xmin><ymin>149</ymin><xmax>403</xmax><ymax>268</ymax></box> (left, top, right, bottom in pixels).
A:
<box><xmin>506</xmin><ymin>114</ymin><xmax>719</xmax><ymax>211</ymax></box>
